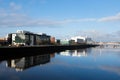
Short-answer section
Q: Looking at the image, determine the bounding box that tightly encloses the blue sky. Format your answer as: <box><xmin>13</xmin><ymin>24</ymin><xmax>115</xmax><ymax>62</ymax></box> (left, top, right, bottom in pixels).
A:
<box><xmin>0</xmin><ymin>0</ymin><xmax>120</xmax><ymax>42</ymax></box>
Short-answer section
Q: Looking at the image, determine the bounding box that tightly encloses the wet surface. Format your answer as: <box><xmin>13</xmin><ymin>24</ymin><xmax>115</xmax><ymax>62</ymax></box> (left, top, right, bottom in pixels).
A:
<box><xmin>0</xmin><ymin>47</ymin><xmax>120</xmax><ymax>80</ymax></box>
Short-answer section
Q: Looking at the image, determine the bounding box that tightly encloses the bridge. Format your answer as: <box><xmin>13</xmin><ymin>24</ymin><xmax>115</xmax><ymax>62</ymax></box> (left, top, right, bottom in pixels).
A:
<box><xmin>97</xmin><ymin>42</ymin><xmax>120</xmax><ymax>48</ymax></box>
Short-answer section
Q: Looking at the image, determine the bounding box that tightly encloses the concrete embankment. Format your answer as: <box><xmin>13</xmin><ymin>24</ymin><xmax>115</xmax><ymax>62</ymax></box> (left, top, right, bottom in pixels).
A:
<box><xmin>0</xmin><ymin>44</ymin><xmax>99</xmax><ymax>54</ymax></box>
<box><xmin>0</xmin><ymin>44</ymin><xmax>99</xmax><ymax>60</ymax></box>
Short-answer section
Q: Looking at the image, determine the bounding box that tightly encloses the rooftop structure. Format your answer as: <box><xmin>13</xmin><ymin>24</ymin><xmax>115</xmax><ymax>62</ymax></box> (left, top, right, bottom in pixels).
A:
<box><xmin>17</xmin><ymin>30</ymin><xmax>33</xmax><ymax>34</ymax></box>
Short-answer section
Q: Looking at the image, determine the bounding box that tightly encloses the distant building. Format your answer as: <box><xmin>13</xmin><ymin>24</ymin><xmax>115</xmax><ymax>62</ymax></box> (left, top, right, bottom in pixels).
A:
<box><xmin>0</xmin><ymin>37</ymin><xmax>8</xmax><ymax>46</ymax></box>
<box><xmin>69</xmin><ymin>40</ymin><xmax>76</xmax><ymax>45</ymax></box>
<box><xmin>60</xmin><ymin>39</ymin><xmax>70</xmax><ymax>45</ymax></box>
<box><xmin>71</xmin><ymin>36</ymin><xmax>93</xmax><ymax>44</ymax></box>
<box><xmin>85</xmin><ymin>37</ymin><xmax>93</xmax><ymax>44</ymax></box>
<box><xmin>50</xmin><ymin>37</ymin><xmax>55</xmax><ymax>44</ymax></box>
<box><xmin>55</xmin><ymin>39</ymin><xmax>60</xmax><ymax>45</ymax></box>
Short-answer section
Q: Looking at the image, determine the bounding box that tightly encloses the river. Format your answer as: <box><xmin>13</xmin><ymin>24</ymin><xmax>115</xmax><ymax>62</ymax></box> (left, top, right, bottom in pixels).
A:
<box><xmin>0</xmin><ymin>47</ymin><xmax>120</xmax><ymax>80</ymax></box>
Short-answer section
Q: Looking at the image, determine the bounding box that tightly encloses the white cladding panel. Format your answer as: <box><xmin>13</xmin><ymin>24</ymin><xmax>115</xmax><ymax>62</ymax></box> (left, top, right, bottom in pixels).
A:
<box><xmin>30</xmin><ymin>35</ymin><xmax>34</xmax><ymax>45</ymax></box>
<box><xmin>12</xmin><ymin>34</ymin><xmax>16</xmax><ymax>41</ymax></box>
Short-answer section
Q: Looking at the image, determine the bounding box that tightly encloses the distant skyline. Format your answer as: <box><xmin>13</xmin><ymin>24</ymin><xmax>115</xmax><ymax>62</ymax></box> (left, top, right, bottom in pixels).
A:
<box><xmin>0</xmin><ymin>0</ymin><xmax>120</xmax><ymax>42</ymax></box>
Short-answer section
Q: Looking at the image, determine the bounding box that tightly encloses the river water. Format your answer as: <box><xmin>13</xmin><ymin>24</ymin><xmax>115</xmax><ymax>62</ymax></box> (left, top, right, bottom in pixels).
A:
<box><xmin>0</xmin><ymin>47</ymin><xmax>120</xmax><ymax>80</ymax></box>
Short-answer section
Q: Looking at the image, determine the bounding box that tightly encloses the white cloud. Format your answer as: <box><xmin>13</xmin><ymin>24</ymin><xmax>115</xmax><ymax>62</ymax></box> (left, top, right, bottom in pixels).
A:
<box><xmin>1</xmin><ymin>12</ymin><xmax>120</xmax><ymax>28</ymax></box>
<box><xmin>0</xmin><ymin>13</ymin><xmax>30</xmax><ymax>27</ymax></box>
<box><xmin>0</xmin><ymin>2</ymin><xmax>120</xmax><ymax>28</ymax></box>
<box><xmin>60</xmin><ymin>18</ymin><xmax>96</xmax><ymax>23</ymax></box>
<box><xmin>0</xmin><ymin>11</ymin><xmax>97</xmax><ymax>27</ymax></box>
<box><xmin>98</xmin><ymin>13</ymin><xmax>120</xmax><ymax>22</ymax></box>
<box><xmin>0</xmin><ymin>1</ymin><xmax>97</xmax><ymax>28</ymax></box>
<box><xmin>9</xmin><ymin>2</ymin><xmax>21</xmax><ymax>11</ymax></box>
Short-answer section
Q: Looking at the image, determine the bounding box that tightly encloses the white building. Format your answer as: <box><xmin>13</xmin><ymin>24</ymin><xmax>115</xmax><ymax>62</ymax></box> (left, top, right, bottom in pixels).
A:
<box><xmin>71</xmin><ymin>36</ymin><xmax>93</xmax><ymax>44</ymax></box>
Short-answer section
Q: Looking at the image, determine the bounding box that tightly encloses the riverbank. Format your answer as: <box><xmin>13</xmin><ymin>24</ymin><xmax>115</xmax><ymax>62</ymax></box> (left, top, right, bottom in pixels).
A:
<box><xmin>0</xmin><ymin>44</ymin><xmax>99</xmax><ymax>60</ymax></box>
<box><xmin>0</xmin><ymin>44</ymin><xmax>98</xmax><ymax>53</ymax></box>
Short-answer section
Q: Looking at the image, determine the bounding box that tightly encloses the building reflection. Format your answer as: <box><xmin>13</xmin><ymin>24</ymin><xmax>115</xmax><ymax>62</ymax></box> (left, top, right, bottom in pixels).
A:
<box><xmin>6</xmin><ymin>53</ymin><xmax>55</xmax><ymax>72</ymax></box>
<box><xmin>60</xmin><ymin>49</ymin><xmax>90</xmax><ymax>57</ymax></box>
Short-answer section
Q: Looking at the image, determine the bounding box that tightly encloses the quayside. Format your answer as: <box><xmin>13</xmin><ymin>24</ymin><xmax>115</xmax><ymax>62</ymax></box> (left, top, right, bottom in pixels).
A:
<box><xmin>0</xmin><ymin>44</ymin><xmax>99</xmax><ymax>60</ymax></box>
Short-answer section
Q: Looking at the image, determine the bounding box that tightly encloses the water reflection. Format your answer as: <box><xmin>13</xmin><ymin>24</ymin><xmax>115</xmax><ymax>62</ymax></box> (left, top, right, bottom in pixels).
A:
<box><xmin>59</xmin><ymin>48</ymin><xmax>91</xmax><ymax>57</ymax></box>
<box><xmin>1</xmin><ymin>48</ymin><xmax>120</xmax><ymax>80</ymax></box>
<box><xmin>6</xmin><ymin>53</ymin><xmax>55</xmax><ymax>72</ymax></box>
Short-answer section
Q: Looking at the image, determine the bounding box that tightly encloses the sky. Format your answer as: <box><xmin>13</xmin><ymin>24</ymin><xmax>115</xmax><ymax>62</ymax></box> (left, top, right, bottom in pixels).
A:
<box><xmin>0</xmin><ymin>0</ymin><xmax>120</xmax><ymax>42</ymax></box>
